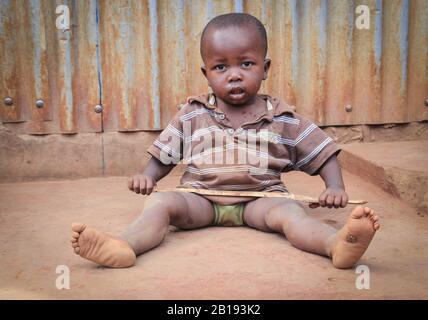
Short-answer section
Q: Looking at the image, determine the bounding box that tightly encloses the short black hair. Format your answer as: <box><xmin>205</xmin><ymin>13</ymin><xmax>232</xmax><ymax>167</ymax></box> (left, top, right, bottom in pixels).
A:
<box><xmin>200</xmin><ymin>13</ymin><xmax>268</xmax><ymax>59</ymax></box>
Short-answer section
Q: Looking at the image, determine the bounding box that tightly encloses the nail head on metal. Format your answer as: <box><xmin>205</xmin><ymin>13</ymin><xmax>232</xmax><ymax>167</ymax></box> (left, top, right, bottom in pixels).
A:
<box><xmin>35</xmin><ymin>99</ymin><xmax>44</xmax><ymax>108</ymax></box>
<box><xmin>94</xmin><ymin>104</ymin><xmax>103</xmax><ymax>113</ymax></box>
<box><xmin>424</xmin><ymin>98</ymin><xmax>428</xmax><ymax>107</ymax></box>
<box><xmin>345</xmin><ymin>105</ymin><xmax>353</xmax><ymax>112</ymax></box>
<box><xmin>4</xmin><ymin>97</ymin><xmax>13</xmax><ymax>106</ymax></box>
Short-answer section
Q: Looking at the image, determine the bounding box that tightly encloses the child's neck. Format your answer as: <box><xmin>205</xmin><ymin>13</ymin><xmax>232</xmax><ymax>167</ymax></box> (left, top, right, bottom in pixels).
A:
<box><xmin>216</xmin><ymin>95</ymin><xmax>266</xmax><ymax>130</ymax></box>
<box><xmin>216</xmin><ymin>95</ymin><xmax>261</xmax><ymax>114</ymax></box>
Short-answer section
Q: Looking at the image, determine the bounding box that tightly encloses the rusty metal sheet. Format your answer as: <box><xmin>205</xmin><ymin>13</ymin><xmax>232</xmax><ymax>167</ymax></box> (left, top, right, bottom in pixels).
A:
<box><xmin>251</xmin><ymin>0</ymin><xmax>427</xmax><ymax>125</ymax></box>
<box><xmin>1</xmin><ymin>0</ymin><xmax>427</xmax><ymax>133</ymax></box>
<box><xmin>157</xmin><ymin>0</ymin><xmax>240</xmax><ymax>128</ymax></box>
<box><xmin>351</xmin><ymin>0</ymin><xmax>382</xmax><ymax>125</ymax></box>
<box><xmin>324</xmin><ymin>0</ymin><xmax>354</xmax><ymax>125</ymax></box>
<box><xmin>0</xmin><ymin>0</ymin><xmax>21</xmax><ymax>122</ymax></box>
<box><xmin>157</xmin><ymin>0</ymin><xmax>188</xmax><ymax>129</ymax></box>
<box><xmin>380</xmin><ymin>0</ymin><xmax>409</xmax><ymax>123</ymax></box>
<box><xmin>98</xmin><ymin>0</ymin><xmax>154</xmax><ymax>132</ymax></box>
<box><xmin>52</xmin><ymin>0</ymin><xmax>102</xmax><ymax>134</ymax></box>
<box><xmin>68</xmin><ymin>0</ymin><xmax>102</xmax><ymax>133</ymax></box>
<box><xmin>0</xmin><ymin>0</ymin><xmax>101</xmax><ymax>134</ymax></box>
<box><xmin>407</xmin><ymin>0</ymin><xmax>428</xmax><ymax>121</ymax></box>
<box><xmin>98</xmin><ymin>0</ymin><xmax>241</xmax><ymax>132</ymax></box>
<box><xmin>0</xmin><ymin>0</ymin><xmax>46</xmax><ymax>124</ymax></box>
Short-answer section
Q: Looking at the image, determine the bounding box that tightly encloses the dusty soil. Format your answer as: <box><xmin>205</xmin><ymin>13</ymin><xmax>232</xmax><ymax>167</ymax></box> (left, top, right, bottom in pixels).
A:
<box><xmin>340</xmin><ymin>140</ymin><xmax>428</xmax><ymax>214</ymax></box>
<box><xmin>0</xmin><ymin>169</ymin><xmax>427</xmax><ymax>299</ymax></box>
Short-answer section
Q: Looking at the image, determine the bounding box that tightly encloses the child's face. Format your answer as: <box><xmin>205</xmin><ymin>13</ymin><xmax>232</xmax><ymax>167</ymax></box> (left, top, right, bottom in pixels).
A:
<box><xmin>201</xmin><ymin>26</ymin><xmax>270</xmax><ymax>106</ymax></box>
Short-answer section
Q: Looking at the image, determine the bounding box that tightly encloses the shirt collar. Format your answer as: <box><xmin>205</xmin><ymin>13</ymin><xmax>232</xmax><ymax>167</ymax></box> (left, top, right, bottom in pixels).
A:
<box><xmin>186</xmin><ymin>93</ymin><xmax>296</xmax><ymax>121</ymax></box>
<box><xmin>187</xmin><ymin>93</ymin><xmax>217</xmax><ymax>111</ymax></box>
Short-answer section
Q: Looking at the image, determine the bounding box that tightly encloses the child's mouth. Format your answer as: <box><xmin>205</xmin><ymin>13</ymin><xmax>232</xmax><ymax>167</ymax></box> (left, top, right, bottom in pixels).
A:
<box><xmin>229</xmin><ymin>87</ymin><xmax>245</xmax><ymax>96</ymax></box>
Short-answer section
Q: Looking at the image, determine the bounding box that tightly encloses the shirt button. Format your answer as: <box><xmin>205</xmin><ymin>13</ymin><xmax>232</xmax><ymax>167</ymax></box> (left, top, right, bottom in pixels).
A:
<box><xmin>227</xmin><ymin>128</ymin><xmax>235</xmax><ymax>135</ymax></box>
<box><xmin>219</xmin><ymin>114</ymin><xmax>225</xmax><ymax>120</ymax></box>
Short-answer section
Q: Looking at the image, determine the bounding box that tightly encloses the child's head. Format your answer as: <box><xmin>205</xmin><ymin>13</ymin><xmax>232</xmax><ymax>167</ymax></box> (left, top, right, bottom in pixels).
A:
<box><xmin>200</xmin><ymin>13</ymin><xmax>271</xmax><ymax>106</ymax></box>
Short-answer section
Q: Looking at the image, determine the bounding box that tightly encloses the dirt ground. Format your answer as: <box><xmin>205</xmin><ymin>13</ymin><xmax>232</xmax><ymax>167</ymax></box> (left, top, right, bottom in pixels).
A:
<box><xmin>341</xmin><ymin>140</ymin><xmax>428</xmax><ymax>215</ymax></box>
<box><xmin>0</xmin><ymin>167</ymin><xmax>427</xmax><ymax>300</ymax></box>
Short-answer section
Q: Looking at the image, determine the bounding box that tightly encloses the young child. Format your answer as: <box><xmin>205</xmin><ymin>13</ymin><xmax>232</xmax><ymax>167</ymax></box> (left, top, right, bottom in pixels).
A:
<box><xmin>71</xmin><ymin>13</ymin><xmax>379</xmax><ymax>269</ymax></box>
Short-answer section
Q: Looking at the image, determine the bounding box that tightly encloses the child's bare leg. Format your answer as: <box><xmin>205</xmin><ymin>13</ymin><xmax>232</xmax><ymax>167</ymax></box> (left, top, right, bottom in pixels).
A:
<box><xmin>243</xmin><ymin>199</ymin><xmax>380</xmax><ymax>269</ymax></box>
<box><xmin>70</xmin><ymin>192</ymin><xmax>214</xmax><ymax>268</ymax></box>
<box><xmin>120</xmin><ymin>192</ymin><xmax>214</xmax><ymax>254</ymax></box>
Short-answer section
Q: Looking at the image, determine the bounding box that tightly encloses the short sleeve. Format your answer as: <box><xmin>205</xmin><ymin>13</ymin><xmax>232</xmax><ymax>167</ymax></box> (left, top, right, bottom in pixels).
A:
<box><xmin>147</xmin><ymin>106</ymin><xmax>187</xmax><ymax>165</ymax></box>
<box><xmin>291</xmin><ymin>113</ymin><xmax>341</xmax><ymax>175</ymax></box>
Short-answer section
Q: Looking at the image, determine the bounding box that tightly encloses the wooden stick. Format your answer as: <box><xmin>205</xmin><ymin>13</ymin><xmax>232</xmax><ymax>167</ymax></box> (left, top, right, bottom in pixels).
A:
<box><xmin>155</xmin><ymin>187</ymin><xmax>367</xmax><ymax>205</ymax></box>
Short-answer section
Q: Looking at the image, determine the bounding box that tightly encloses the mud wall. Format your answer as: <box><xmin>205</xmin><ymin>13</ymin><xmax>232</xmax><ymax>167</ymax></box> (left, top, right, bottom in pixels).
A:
<box><xmin>1</xmin><ymin>121</ymin><xmax>426</xmax><ymax>182</ymax></box>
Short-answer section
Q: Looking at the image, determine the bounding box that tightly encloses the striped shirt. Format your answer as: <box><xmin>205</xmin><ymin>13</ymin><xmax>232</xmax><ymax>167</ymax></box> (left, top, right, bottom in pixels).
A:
<box><xmin>147</xmin><ymin>94</ymin><xmax>340</xmax><ymax>205</ymax></box>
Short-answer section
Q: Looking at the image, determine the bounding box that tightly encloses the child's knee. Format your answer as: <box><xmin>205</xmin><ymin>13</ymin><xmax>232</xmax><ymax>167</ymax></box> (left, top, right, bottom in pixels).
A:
<box><xmin>143</xmin><ymin>192</ymin><xmax>181</xmax><ymax>212</ymax></box>
<box><xmin>269</xmin><ymin>200</ymin><xmax>305</xmax><ymax>217</ymax></box>
<box><xmin>263</xmin><ymin>200</ymin><xmax>305</xmax><ymax>231</ymax></box>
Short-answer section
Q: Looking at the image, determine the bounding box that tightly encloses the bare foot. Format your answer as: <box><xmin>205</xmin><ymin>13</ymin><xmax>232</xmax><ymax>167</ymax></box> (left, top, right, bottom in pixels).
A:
<box><xmin>329</xmin><ymin>206</ymin><xmax>380</xmax><ymax>269</ymax></box>
<box><xmin>70</xmin><ymin>223</ymin><xmax>136</xmax><ymax>268</ymax></box>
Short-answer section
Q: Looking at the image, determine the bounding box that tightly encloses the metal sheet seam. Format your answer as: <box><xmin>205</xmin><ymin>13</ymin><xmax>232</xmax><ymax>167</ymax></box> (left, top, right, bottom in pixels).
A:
<box><xmin>319</xmin><ymin>0</ymin><xmax>327</xmax><ymax>78</ymax></box>
<box><xmin>319</xmin><ymin>0</ymin><xmax>327</xmax><ymax>62</ymax></box>
<box><xmin>149</xmin><ymin>0</ymin><xmax>160</xmax><ymax>129</ymax></box>
<box><xmin>95</xmin><ymin>0</ymin><xmax>104</xmax><ymax>130</ymax></box>
<box><xmin>234</xmin><ymin>0</ymin><xmax>243</xmax><ymax>13</ymax></box>
<box><xmin>374</xmin><ymin>0</ymin><xmax>382</xmax><ymax>70</ymax></box>
<box><xmin>261</xmin><ymin>0</ymin><xmax>267</xmax><ymax>24</ymax></box>
<box><xmin>120</xmin><ymin>9</ymin><xmax>131</xmax><ymax>127</ymax></box>
<box><xmin>207</xmin><ymin>0</ymin><xmax>215</xmax><ymax>21</ymax></box>
<box><xmin>29</xmin><ymin>0</ymin><xmax>42</xmax><ymax>100</ymax></box>
<box><xmin>64</xmin><ymin>24</ymin><xmax>73</xmax><ymax>131</ymax></box>
<box><xmin>177</xmin><ymin>0</ymin><xmax>185</xmax><ymax>98</ymax></box>
<box><xmin>290</xmin><ymin>0</ymin><xmax>298</xmax><ymax>88</ymax></box>
<box><xmin>95</xmin><ymin>0</ymin><xmax>105</xmax><ymax>173</ymax></box>
<box><xmin>346</xmin><ymin>0</ymin><xmax>353</xmax><ymax>60</ymax></box>
<box><xmin>0</xmin><ymin>1</ymin><xmax>8</xmax><ymax>38</ymax></box>
<box><xmin>400</xmin><ymin>0</ymin><xmax>409</xmax><ymax>92</ymax></box>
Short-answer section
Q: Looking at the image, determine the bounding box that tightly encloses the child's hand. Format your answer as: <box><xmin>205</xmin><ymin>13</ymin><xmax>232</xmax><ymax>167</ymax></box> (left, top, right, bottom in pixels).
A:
<box><xmin>127</xmin><ymin>174</ymin><xmax>157</xmax><ymax>195</ymax></box>
<box><xmin>317</xmin><ymin>187</ymin><xmax>348</xmax><ymax>209</ymax></box>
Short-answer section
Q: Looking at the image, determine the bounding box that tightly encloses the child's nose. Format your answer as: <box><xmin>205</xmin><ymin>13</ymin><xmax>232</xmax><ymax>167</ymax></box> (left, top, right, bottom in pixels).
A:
<box><xmin>227</xmin><ymin>68</ymin><xmax>242</xmax><ymax>82</ymax></box>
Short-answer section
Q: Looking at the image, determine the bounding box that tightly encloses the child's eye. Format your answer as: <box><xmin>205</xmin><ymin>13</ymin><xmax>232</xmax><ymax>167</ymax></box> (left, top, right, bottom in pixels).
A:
<box><xmin>241</xmin><ymin>61</ymin><xmax>253</xmax><ymax>68</ymax></box>
<box><xmin>214</xmin><ymin>64</ymin><xmax>226</xmax><ymax>71</ymax></box>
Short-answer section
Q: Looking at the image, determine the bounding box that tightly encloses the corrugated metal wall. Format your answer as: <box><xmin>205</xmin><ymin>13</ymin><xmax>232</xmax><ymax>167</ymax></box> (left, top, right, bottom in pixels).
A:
<box><xmin>0</xmin><ymin>0</ymin><xmax>101</xmax><ymax>133</ymax></box>
<box><xmin>1</xmin><ymin>0</ymin><xmax>427</xmax><ymax>134</ymax></box>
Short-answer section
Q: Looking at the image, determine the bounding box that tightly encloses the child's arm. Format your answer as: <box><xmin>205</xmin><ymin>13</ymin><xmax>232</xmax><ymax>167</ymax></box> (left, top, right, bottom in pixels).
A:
<box><xmin>316</xmin><ymin>154</ymin><xmax>349</xmax><ymax>208</ymax></box>
<box><xmin>127</xmin><ymin>156</ymin><xmax>175</xmax><ymax>195</ymax></box>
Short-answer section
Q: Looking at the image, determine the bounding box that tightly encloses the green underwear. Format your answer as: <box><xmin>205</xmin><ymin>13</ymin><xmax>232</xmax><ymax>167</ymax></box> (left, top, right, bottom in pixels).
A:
<box><xmin>212</xmin><ymin>203</ymin><xmax>245</xmax><ymax>227</ymax></box>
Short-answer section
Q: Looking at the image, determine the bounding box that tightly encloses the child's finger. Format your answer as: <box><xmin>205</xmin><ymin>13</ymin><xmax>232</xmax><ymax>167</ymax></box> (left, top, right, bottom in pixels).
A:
<box><xmin>133</xmin><ymin>179</ymin><xmax>141</xmax><ymax>194</ymax></box>
<box><xmin>127</xmin><ymin>178</ymin><xmax>134</xmax><ymax>191</ymax></box>
<box><xmin>138</xmin><ymin>179</ymin><xmax>146</xmax><ymax>194</ymax></box>
<box><xmin>319</xmin><ymin>193</ymin><xmax>327</xmax><ymax>207</ymax></box>
<box><xmin>326</xmin><ymin>195</ymin><xmax>334</xmax><ymax>208</ymax></box>
<box><xmin>146</xmin><ymin>179</ymin><xmax>155</xmax><ymax>195</ymax></box>
<box><xmin>333</xmin><ymin>196</ymin><xmax>341</xmax><ymax>208</ymax></box>
<box><xmin>340</xmin><ymin>194</ymin><xmax>348</xmax><ymax>207</ymax></box>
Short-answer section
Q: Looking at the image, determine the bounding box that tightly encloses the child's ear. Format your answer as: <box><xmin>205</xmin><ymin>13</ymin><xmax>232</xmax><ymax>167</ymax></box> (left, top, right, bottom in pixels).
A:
<box><xmin>201</xmin><ymin>65</ymin><xmax>207</xmax><ymax>79</ymax></box>
<box><xmin>263</xmin><ymin>59</ymin><xmax>271</xmax><ymax>80</ymax></box>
